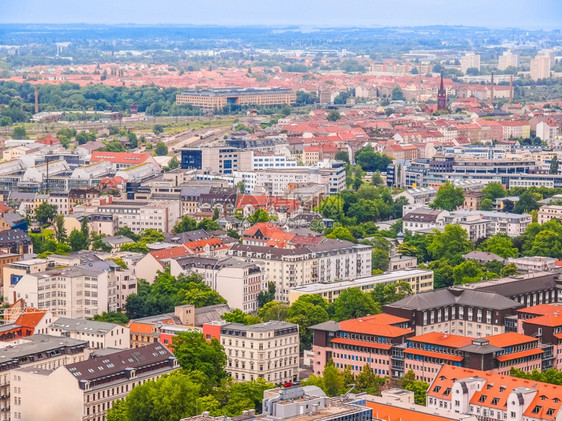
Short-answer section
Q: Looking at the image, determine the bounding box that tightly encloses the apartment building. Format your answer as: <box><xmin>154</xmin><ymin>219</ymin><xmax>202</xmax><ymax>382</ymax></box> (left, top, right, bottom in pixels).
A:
<box><xmin>170</xmin><ymin>255</ymin><xmax>266</xmax><ymax>313</ymax></box>
<box><xmin>289</xmin><ymin>269</ymin><xmax>434</xmax><ymax>304</ymax></box>
<box><xmin>96</xmin><ymin>200</ymin><xmax>181</xmax><ymax>233</ymax></box>
<box><xmin>180</xmin><ymin>147</ymin><xmax>253</xmax><ymax>174</ymax></box>
<box><xmin>175</xmin><ymin>87</ymin><xmax>296</xmax><ymax>110</ymax></box>
<box><xmin>538</xmin><ymin>204</ymin><xmax>562</xmax><ymax>224</ymax></box>
<box><xmin>0</xmin><ymin>335</ymin><xmax>88</xmax><ymax>421</ymax></box>
<box><xmin>427</xmin><ymin>365</ymin><xmax>562</xmax><ymax>421</ymax></box>
<box><xmin>218</xmin><ymin>321</ymin><xmax>299</xmax><ymax>383</ymax></box>
<box><xmin>498</xmin><ymin>51</ymin><xmax>519</xmax><ymax>70</ymax></box>
<box><xmin>229</xmin><ymin>240</ymin><xmax>372</xmax><ymax>302</ymax></box>
<box><xmin>460</xmin><ymin>53</ymin><xmax>480</xmax><ymax>73</ymax></box>
<box><xmin>9</xmin><ymin>266</ymin><xmax>109</xmax><ymax>318</ymax></box>
<box><xmin>47</xmin><ymin>318</ymin><xmax>130</xmax><ymax>349</ymax></box>
<box><xmin>383</xmin><ymin>287</ymin><xmax>523</xmax><ymax>337</ymax></box>
<box><xmin>530</xmin><ymin>55</ymin><xmax>551</xmax><ymax>81</ymax></box>
<box><xmin>11</xmin><ymin>343</ymin><xmax>178</xmax><ymax>421</ymax></box>
<box><xmin>505</xmin><ymin>256</ymin><xmax>558</xmax><ymax>272</ymax></box>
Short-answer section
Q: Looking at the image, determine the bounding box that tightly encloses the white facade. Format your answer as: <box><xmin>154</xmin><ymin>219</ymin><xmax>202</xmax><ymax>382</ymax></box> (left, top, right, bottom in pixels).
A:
<box><xmin>47</xmin><ymin>317</ymin><xmax>131</xmax><ymax>349</ymax></box>
<box><xmin>97</xmin><ymin>200</ymin><xmax>181</xmax><ymax>233</ymax></box>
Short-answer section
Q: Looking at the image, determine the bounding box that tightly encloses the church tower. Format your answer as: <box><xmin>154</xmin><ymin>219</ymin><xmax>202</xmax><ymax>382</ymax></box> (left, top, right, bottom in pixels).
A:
<box><xmin>437</xmin><ymin>72</ymin><xmax>447</xmax><ymax>110</ymax></box>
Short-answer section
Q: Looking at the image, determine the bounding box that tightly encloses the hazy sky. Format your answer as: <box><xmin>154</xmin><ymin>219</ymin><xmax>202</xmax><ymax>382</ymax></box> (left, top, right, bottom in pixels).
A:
<box><xmin>1</xmin><ymin>0</ymin><xmax>560</xmax><ymax>29</ymax></box>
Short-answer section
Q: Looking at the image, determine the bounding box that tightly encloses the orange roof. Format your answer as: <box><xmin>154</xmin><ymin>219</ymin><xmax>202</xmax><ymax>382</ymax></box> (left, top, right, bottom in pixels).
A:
<box><xmin>339</xmin><ymin>315</ymin><xmax>412</xmax><ymax>338</ymax></box>
<box><xmin>486</xmin><ymin>332</ymin><xmax>539</xmax><ymax>348</ymax></box>
<box><xmin>522</xmin><ymin>312</ymin><xmax>562</xmax><ymax>328</ymax></box>
<box><xmin>91</xmin><ymin>151</ymin><xmax>152</xmax><ymax>165</ymax></box>
<box><xmin>429</xmin><ymin>365</ymin><xmax>562</xmax><ymax>420</ymax></box>
<box><xmin>405</xmin><ymin>348</ymin><xmax>463</xmax><ymax>362</ymax></box>
<box><xmin>409</xmin><ymin>332</ymin><xmax>473</xmax><ymax>349</ymax></box>
<box><xmin>15</xmin><ymin>308</ymin><xmax>47</xmax><ymax>328</ymax></box>
<box><xmin>331</xmin><ymin>337</ymin><xmax>392</xmax><ymax>350</ymax></box>
<box><xmin>236</xmin><ymin>195</ymin><xmax>268</xmax><ymax>209</ymax></box>
<box><xmin>149</xmin><ymin>246</ymin><xmax>190</xmax><ymax>263</ymax></box>
<box><xmin>496</xmin><ymin>348</ymin><xmax>543</xmax><ymax>362</ymax></box>
<box><xmin>517</xmin><ymin>304</ymin><xmax>562</xmax><ymax>317</ymax></box>
<box><xmin>184</xmin><ymin>238</ymin><xmax>229</xmax><ymax>253</ymax></box>
<box><xmin>366</xmin><ymin>401</ymin><xmax>454</xmax><ymax>421</ymax></box>
<box><xmin>128</xmin><ymin>322</ymin><xmax>157</xmax><ymax>334</ymax></box>
<box><xmin>554</xmin><ymin>333</ymin><xmax>562</xmax><ymax>340</ymax></box>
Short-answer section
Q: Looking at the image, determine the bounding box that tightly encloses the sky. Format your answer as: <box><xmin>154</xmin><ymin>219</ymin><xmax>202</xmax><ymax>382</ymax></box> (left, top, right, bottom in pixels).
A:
<box><xmin>0</xmin><ymin>0</ymin><xmax>560</xmax><ymax>29</ymax></box>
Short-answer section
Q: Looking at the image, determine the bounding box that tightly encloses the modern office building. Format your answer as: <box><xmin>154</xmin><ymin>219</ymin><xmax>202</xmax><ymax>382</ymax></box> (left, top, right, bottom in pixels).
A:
<box><xmin>176</xmin><ymin>87</ymin><xmax>296</xmax><ymax>110</ymax></box>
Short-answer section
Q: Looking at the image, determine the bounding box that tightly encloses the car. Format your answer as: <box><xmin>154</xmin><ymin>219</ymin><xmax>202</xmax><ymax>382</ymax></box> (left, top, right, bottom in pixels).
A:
<box><xmin>283</xmin><ymin>382</ymin><xmax>293</xmax><ymax>388</ymax></box>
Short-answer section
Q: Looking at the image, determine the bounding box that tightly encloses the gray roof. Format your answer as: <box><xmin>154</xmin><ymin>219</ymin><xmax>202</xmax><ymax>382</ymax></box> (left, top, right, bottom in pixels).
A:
<box><xmin>462</xmin><ymin>251</ymin><xmax>505</xmax><ymax>263</ymax></box>
<box><xmin>459</xmin><ymin>272</ymin><xmax>558</xmax><ymax>298</ymax></box>
<box><xmin>309</xmin><ymin>320</ymin><xmax>340</xmax><ymax>332</ymax></box>
<box><xmin>386</xmin><ymin>287</ymin><xmax>522</xmax><ymax>311</ymax></box>
<box><xmin>221</xmin><ymin>320</ymin><xmax>298</xmax><ymax>334</ymax></box>
<box><xmin>49</xmin><ymin>317</ymin><xmax>121</xmax><ymax>335</ymax></box>
<box><xmin>164</xmin><ymin>230</ymin><xmax>210</xmax><ymax>243</ymax></box>
<box><xmin>403</xmin><ymin>208</ymin><xmax>446</xmax><ymax>223</ymax></box>
<box><xmin>101</xmin><ymin>235</ymin><xmax>134</xmax><ymax>246</ymax></box>
<box><xmin>194</xmin><ymin>304</ymin><xmax>231</xmax><ymax>326</ymax></box>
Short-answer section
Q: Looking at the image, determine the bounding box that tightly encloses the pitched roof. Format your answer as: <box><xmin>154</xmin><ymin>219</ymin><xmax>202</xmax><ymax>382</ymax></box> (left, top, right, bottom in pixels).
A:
<box><xmin>486</xmin><ymin>332</ymin><xmax>538</xmax><ymax>348</ymax></box>
<box><xmin>496</xmin><ymin>348</ymin><xmax>543</xmax><ymax>362</ymax></box>
<box><xmin>405</xmin><ymin>348</ymin><xmax>463</xmax><ymax>362</ymax></box>
<box><xmin>149</xmin><ymin>246</ymin><xmax>191</xmax><ymax>263</ymax></box>
<box><xmin>409</xmin><ymin>332</ymin><xmax>473</xmax><ymax>349</ymax></box>
<box><xmin>331</xmin><ymin>337</ymin><xmax>392</xmax><ymax>350</ymax></box>
<box><xmin>339</xmin><ymin>315</ymin><xmax>413</xmax><ymax>337</ymax></box>
<box><xmin>91</xmin><ymin>151</ymin><xmax>152</xmax><ymax>165</ymax></box>
<box><xmin>15</xmin><ymin>308</ymin><xmax>47</xmax><ymax>329</ymax></box>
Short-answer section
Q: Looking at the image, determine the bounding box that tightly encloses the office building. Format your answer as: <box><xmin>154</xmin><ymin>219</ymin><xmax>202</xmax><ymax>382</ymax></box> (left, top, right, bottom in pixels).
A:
<box><xmin>176</xmin><ymin>88</ymin><xmax>296</xmax><ymax>110</ymax></box>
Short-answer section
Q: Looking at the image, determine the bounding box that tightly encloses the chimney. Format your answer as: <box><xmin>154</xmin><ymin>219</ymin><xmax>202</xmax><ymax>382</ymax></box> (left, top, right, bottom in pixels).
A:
<box><xmin>509</xmin><ymin>75</ymin><xmax>513</xmax><ymax>103</ymax></box>
<box><xmin>490</xmin><ymin>73</ymin><xmax>494</xmax><ymax>107</ymax></box>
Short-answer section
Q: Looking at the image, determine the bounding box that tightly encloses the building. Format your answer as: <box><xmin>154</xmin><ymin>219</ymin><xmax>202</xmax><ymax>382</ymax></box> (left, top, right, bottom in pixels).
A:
<box><xmin>437</xmin><ymin>73</ymin><xmax>447</xmax><ymax>110</ymax></box>
<box><xmin>498</xmin><ymin>51</ymin><xmax>519</xmax><ymax>70</ymax></box>
<box><xmin>505</xmin><ymin>256</ymin><xmax>558</xmax><ymax>272</ymax></box>
<box><xmin>176</xmin><ymin>88</ymin><xmax>296</xmax><ymax>110</ymax></box>
<box><xmin>289</xmin><ymin>269</ymin><xmax>434</xmax><ymax>304</ymax></box>
<box><xmin>180</xmin><ymin>147</ymin><xmax>253</xmax><ymax>174</ymax></box>
<box><xmin>171</xmin><ymin>255</ymin><xmax>266</xmax><ymax>313</ymax></box>
<box><xmin>311</xmin><ymin>314</ymin><xmax>413</xmax><ymax>379</ymax></box>
<box><xmin>427</xmin><ymin>365</ymin><xmax>562</xmax><ymax>421</ymax></box>
<box><xmin>460</xmin><ymin>53</ymin><xmax>480</xmax><ymax>73</ymax></box>
<box><xmin>0</xmin><ymin>335</ymin><xmax>88</xmax><ymax>420</ymax></box>
<box><xmin>96</xmin><ymin>200</ymin><xmax>181</xmax><ymax>233</ymax></box>
<box><xmin>47</xmin><ymin>318</ymin><xmax>130</xmax><ymax>349</ymax></box>
<box><xmin>383</xmin><ymin>287</ymin><xmax>523</xmax><ymax>337</ymax></box>
<box><xmin>538</xmin><ymin>204</ymin><xmax>562</xmax><ymax>224</ymax></box>
<box><xmin>90</xmin><ymin>151</ymin><xmax>158</xmax><ymax>171</ymax></box>
<box><xmin>402</xmin><ymin>208</ymin><xmax>449</xmax><ymax>233</ymax></box>
<box><xmin>11</xmin><ymin>342</ymin><xmax>178</xmax><ymax>421</ymax></box>
<box><xmin>218</xmin><ymin>320</ymin><xmax>299</xmax><ymax>383</ymax></box>
<box><xmin>530</xmin><ymin>55</ymin><xmax>551</xmax><ymax>81</ymax></box>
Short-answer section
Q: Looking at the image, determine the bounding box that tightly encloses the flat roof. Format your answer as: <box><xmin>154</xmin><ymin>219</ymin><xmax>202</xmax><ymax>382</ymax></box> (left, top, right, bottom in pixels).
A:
<box><xmin>179</xmin><ymin>87</ymin><xmax>293</xmax><ymax>96</ymax></box>
<box><xmin>291</xmin><ymin>269</ymin><xmax>432</xmax><ymax>294</ymax></box>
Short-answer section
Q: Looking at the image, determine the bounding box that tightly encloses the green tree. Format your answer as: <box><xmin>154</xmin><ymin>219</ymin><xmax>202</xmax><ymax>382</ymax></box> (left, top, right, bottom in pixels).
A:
<box><xmin>173</xmin><ymin>215</ymin><xmax>198</xmax><ymax>233</ymax></box>
<box><xmin>355</xmin><ymin>363</ymin><xmax>386</xmax><ymax>395</ymax></box>
<box><xmin>371</xmin><ymin>282</ymin><xmax>413</xmax><ymax>305</ymax></box>
<box><xmin>513</xmin><ymin>190</ymin><xmax>540</xmax><ymax>214</ymax></box>
<box><xmin>153</xmin><ymin>124</ymin><xmax>164</xmax><ymax>135</ymax></box>
<box><xmin>430</xmin><ymin>182</ymin><xmax>465</xmax><ymax>211</ymax></box>
<box><xmin>69</xmin><ymin>229</ymin><xmax>89</xmax><ymax>251</ymax></box>
<box><xmin>550</xmin><ymin>155</ymin><xmax>559</xmax><ymax>175</ymax></box>
<box><xmin>323</xmin><ymin>360</ymin><xmax>344</xmax><ymax>396</ymax></box>
<box><xmin>34</xmin><ymin>202</ymin><xmax>57</xmax><ymax>225</ymax></box>
<box><xmin>257</xmin><ymin>282</ymin><xmax>276</xmax><ymax>308</ymax></box>
<box><xmin>168</xmin><ymin>156</ymin><xmax>180</xmax><ymax>170</ymax></box>
<box><xmin>12</xmin><ymin>125</ymin><xmax>28</xmax><ymax>139</ymax></box>
<box><xmin>155</xmin><ymin>141</ymin><xmax>168</xmax><ymax>156</ymax></box>
<box><xmin>287</xmin><ymin>295</ymin><xmax>330</xmax><ymax>350</ymax></box>
<box><xmin>310</xmin><ymin>219</ymin><xmax>325</xmax><ymax>233</ymax></box>
<box><xmin>482</xmin><ymin>182</ymin><xmax>506</xmax><ymax>201</ymax></box>
<box><xmin>171</xmin><ymin>331</ymin><xmax>228</xmax><ymax>386</ymax></box>
<box><xmin>334</xmin><ymin>151</ymin><xmax>350</xmax><ymax>164</ymax></box>
<box><xmin>371</xmin><ymin>171</ymin><xmax>384</xmax><ymax>186</ymax></box>
<box><xmin>427</xmin><ymin>224</ymin><xmax>473</xmax><ymax>263</ymax></box>
<box><xmin>258</xmin><ymin>301</ymin><xmax>289</xmax><ymax>322</ymax></box>
<box><xmin>120</xmin><ymin>242</ymin><xmax>150</xmax><ymax>253</ymax></box>
<box><xmin>196</xmin><ymin>218</ymin><xmax>220</xmax><ymax>232</ymax></box>
<box><xmin>478</xmin><ymin>234</ymin><xmax>518</xmax><ymax>258</ymax></box>
<box><xmin>326</xmin><ymin>226</ymin><xmax>355</xmax><ymax>243</ymax></box>
<box><xmin>247</xmin><ymin>209</ymin><xmax>275</xmax><ymax>224</ymax></box>
<box><xmin>92</xmin><ymin>312</ymin><xmax>129</xmax><ymax>325</ymax></box>
<box><xmin>53</xmin><ymin>213</ymin><xmax>67</xmax><ymax>243</ymax></box>
<box><xmin>453</xmin><ymin>260</ymin><xmax>485</xmax><ymax>285</ymax></box>
<box><xmin>319</xmin><ymin>196</ymin><xmax>344</xmax><ymax>220</ymax></box>
<box><xmin>479</xmin><ymin>198</ymin><xmax>494</xmax><ymax>211</ymax></box>
<box><xmin>332</xmin><ymin>288</ymin><xmax>381</xmax><ymax>321</ymax></box>
<box><xmin>326</xmin><ymin>110</ymin><xmax>341</xmax><ymax>121</ymax></box>
<box><xmin>399</xmin><ymin>370</ymin><xmax>429</xmax><ymax>405</ymax></box>
<box><xmin>371</xmin><ymin>246</ymin><xmax>390</xmax><ymax>272</ymax></box>
<box><xmin>115</xmin><ymin>226</ymin><xmax>140</xmax><ymax>241</ymax></box>
<box><xmin>221</xmin><ymin>309</ymin><xmax>261</xmax><ymax>325</ymax></box>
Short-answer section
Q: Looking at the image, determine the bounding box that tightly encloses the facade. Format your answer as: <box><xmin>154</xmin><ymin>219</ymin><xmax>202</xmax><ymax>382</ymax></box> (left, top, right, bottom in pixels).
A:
<box><xmin>218</xmin><ymin>321</ymin><xmax>299</xmax><ymax>383</ymax></box>
<box><xmin>498</xmin><ymin>51</ymin><xmax>519</xmax><ymax>70</ymax></box>
<box><xmin>180</xmin><ymin>147</ymin><xmax>253</xmax><ymax>174</ymax></box>
<box><xmin>176</xmin><ymin>88</ymin><xmax>296</xmax><ymax>110</ymax></box>
<box><xmin>537</xmin><ymin>204</ymin><xmax>562</xmax><ymax>224</ymax></box>
<box><xmin>47</xmin><ymin>318</ymin><xmax>130</xmax><ymax>349</ymax></box>
<box><xmin>427</xmin><ymin>365</ymin><xmax>562</xmax><ymax>421</ymax></box>
<box><xmin>460</xmin><ymin>53</ymin><xmax>480</xmax><ymax>73</ymax></box>
<box><xmin>530</xmin><ymin>55</ymin><xmax>551</xmax><ymax>81</ymax></box>
<box><xmin>96</xmin><ymin>200</ymin><xmax>181</xmax><ymax>233</ymax></box>
<box><xmin>505</xmin><ymin>256</ymin><xmax>558</xmax><ymax>272</ymax></box>
<box><xmin>12</xmin><ymin>342</ymin><xmax>178</xmax><ymax>421</ymax></box>
<box><xmin>289</xmin><ymin>269</ymin><xmax>434</xmax><ymax>304</ymax></box>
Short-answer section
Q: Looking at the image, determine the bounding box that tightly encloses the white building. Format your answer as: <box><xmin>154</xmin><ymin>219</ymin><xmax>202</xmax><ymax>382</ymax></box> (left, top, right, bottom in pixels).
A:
<box><xmin>460</xmin><ymin>53</ymin><xmax>481</xmax><ymax>73</ymax></box>
<box><xmin>537</xmin><ymin>204</ymin><xmax>562</xmax><ymax>224</ymax></box>
<box><xmin>47</xmin><ymin>317</ymin><xmax>130</xmax><ymax>349</ymax></box>
<box><xmin>97</xmin><ymin>200</ymin><xmax>181</xmax><ymax>233</ymax></box>
<box><xmin>218</xmin><ymin>320</ymin><xmax>299</xmax><ymax>383</ymax></box>
<box><xmin>498</xmin><ymin>51</ymin><xmax>519</xmax><ymax>70</ymax></box>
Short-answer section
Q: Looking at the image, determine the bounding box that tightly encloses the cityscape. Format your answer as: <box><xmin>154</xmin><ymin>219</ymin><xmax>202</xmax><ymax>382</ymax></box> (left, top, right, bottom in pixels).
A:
<box><xmin>0</xmin><ymin>1</ymin><xmax>562</xmax><ymax>420</ymax></box>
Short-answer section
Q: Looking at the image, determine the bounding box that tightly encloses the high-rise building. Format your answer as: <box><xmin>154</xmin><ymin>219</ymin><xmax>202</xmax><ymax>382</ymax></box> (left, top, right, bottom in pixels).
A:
<box><xmin>460</xmin><ymin>53</ymin><xmax>481</xmax><ymax>73</ymax></box>
<box><xmin>498</xmin><ymin>51</ymin><xmax>519</xmax><ymax>70</ymax></box>
<box><xmin>530</xmin><ymin>55</ymin><xmax>551</xmax><ymax>81</ymax></box>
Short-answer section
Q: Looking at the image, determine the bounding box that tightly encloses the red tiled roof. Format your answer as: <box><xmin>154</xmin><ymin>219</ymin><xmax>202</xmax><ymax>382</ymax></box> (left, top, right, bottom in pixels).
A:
<box><xmin>149</xmin><ymin>246</ymin><xmax>190</xmax><ymax>262</ymax></box>
<box><xmin>91</xmin><ymin>151</ymin><xmax>152</xmax><ymax>164</ymax></box>
<box><xmin>496</xmin><ymin>348</ymin><xmax>543</xmax><ymax>362</ymax></box>
<box><xmin>486</xmin><ymin>332</ymin><xmax>539</xmax><ymax>348</ymax></box>
<box><xmin>184</xmin><ymin>238</ymin><xmax>229</xmax><ymax>253</ymax></box>
<box><xmin>15</xmin><ymin>308</ymin><xmax>47</xmax><ymax>328</ymax></box>
<box><xmin>409</xmin><ymin>332</ymin><xmax>473</xmax><ymax>349</ymax></box>
<box><xmin>339</xmin><ymin>315</ymin><xmax>413</xmax><ymax>337</ymax></box>
<box><xmin>331</xmin><ymin>337</ymin><xmax>392</xmax><ymax>350</ymax></box>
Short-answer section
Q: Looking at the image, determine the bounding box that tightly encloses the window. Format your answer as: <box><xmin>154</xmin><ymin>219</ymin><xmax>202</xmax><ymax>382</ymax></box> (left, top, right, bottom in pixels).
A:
<box><xmin>478</xmin><ymin>395</ymin><xmax>487</xmax><ymax>403</ymax></box>
<box><xmin>531</xmin><ymin>406</ymin><xmax>542</xmax><ymax>414</ymax></box>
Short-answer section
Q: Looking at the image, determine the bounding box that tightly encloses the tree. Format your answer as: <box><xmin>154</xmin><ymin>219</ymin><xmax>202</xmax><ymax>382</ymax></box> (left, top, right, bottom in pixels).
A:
<box><xmin>258</xmin><ymin>301</ymin><xmax>289</xmax><ymax>322</ymax></box>
<box><xmin>12</xmin><ymin>125</ymin><xmax>28</xmax><ymax>140</ymax></box>
<box><xmin>168</xmin><ymin>156</ymin><xmax>180</xmax><ymax>170</ymax></box>
<box><xmin>310</xmin><ymin>219</ymin><xmax>325</xmax><ymax>233</ymax></box>
<box><xmin>287</xmin><ymin>295</ymin><xmax>330</xmax><ymax>350</ymax></box>
<box><xmin>93</xmin><ymin>312</ymin><xmax>129</xmax><ymax>325</ymax></box>
<box><xmin>247</xmin><ymin>209</ymin><xmax>275</xmax><ymax>224</ymax></box>
<box><xmin>453</xmin><ymin>261</ymin><xmax>485</xmax><ymax>285</ymax></box>
<box><xmin>513</xmin><ymin>190</ymin><xmax>540</xmax><ymax>214</ymax></box>
<box><xmin>197</xmin><ymin>218</ymin><xmax>220</xmax><ymax>232</ymax></box>
<box><xmin>323</xmin><ymin>360</ymin><xmax>344</xmax><ymax>397</ymax></box>
<box><xmin>326</xmin><ymin>226</ymin><xmax>356</xmax><ymax>243</ymax></box>
<box><xmin>153</xmin><ymin>124</ymin><xmax>164</xmax><ymax>135</ymax></box>
<box><xmin>479</xmin><ymin>198</ymin><xmax>494</xmax><ymax>211</ymax></box>
<box><xmin>478</xmin><ymin>234</ymin><xmax>518</xmax><ymax>258</ymax></box>
<box><xmin>257</xmin><ymin>282</ymin><xmax>276</xmax><ymax>308</ymax></box>
<box><xmin>34</xmin><ymin>202</ymin><xmax>57</xmax><ymax>225</ymax></box>
<box><xmin>399</xmin><ymin>370</ymin><xmax>429</xmax><ymax>405</ymax></box>
<box><xmin>391</xmin><ymin>86</ymin><xmax>405</xmax><ymax>101</ymax></box>
<box><xmin>427</xmin><ymin>224</ymin><xmax>473</xmax><ymax>263</ymax></box>
<box><xmin>69</xmin><ymin>229</ymin><xmax>89</xmax><ymax>251</ymax></box>
<box><xmin>371</xmin><ymin>171</ymin><xmax>384</xmax><ymax>186</ymax></box>
<box><xmin>355</xmin><ymin>363</ymin><xmax>386</xmax><ymax>395</ymax></box>
<box><xmin>371</xmin><ymin>246</ymin><xmax>390</xmax><ymax>272</ymax></box>
<box><xmin>221</xmin><ymin>309</ymin><xmax>261</xmax><ymax>325</ymax></box>
<box><xmin>173</xmin><ymin>215</ymin><xmax>198</xmax><ymax>233</ymax></box>
<box><xmin>326</xmin><ymin>110</ymin><xmax>341</xmax><ymax>121</ymax></box>
<box><xmin>550</xmin><ymin>155</ymin><xmax>559</xmax><ymax>175</ymax></box>
<box><xmin>332</xmin><ymin>288</ymin><xmax>381</xmax><ymax>321</ymax></box>
<box><xmin>212</xmin><ymin>208</ymin><xmax>220</xmax><ymax>221</ymax></box>
<box><xmin>53</xmin><ymin>213</ymin><xmax>67</xmax><ymax>243</ymax></box>
<box><xmin>171</xmin><ymin>331</ymin><xmax>228</xmax><ymax>386</ymax></box>
<box><xmin>334</xmin><ymin>151</ymin><xmax>350</xmax><ymax>164</ymax></box>
<box><xmin>115</xmin><ymin>226</ymin><xmax>140</xmax><ymax>242</ymax></box>
<box><xmin>430</xmin><ymin>182</ymin><xmax>465</xmax><ymax>211</ymax></box>
<box><xmin>372</xmin><ymin>282</ymin><xmax>413</xmax><ymax>305</ymax></box>
<box><xmin>155</xmin><ymin>141</ymin><xmax>168</xmax><ymax>156</ymax></box>
<box><xmin>120</xmin><ymin>242</ymin><xmax>150</xmax><ymax>253</ymax></box>
<box><xmin>482</xmin><ymin>182</ymin><xmax>506</xmax><ymax>201</ymax></box>
<box><xmin>354</xmin><ymin>146</ymin><xmax>391</xmax><ymax>172</ymax></box>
